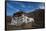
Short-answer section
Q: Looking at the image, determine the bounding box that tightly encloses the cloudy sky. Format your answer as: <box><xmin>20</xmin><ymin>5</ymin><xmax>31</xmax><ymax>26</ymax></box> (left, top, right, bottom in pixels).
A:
<box><xmin>6</xmin><ymin>1</ymin><xmax>45</xmax><ymax>16</ymax></box>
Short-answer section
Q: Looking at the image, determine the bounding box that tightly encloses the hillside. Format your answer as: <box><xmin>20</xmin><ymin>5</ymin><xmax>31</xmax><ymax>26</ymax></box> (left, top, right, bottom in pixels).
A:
<box><xmin>5</xmin><ymin>9</ymin><xmax>45</xmax><ymax>30</ymax></box>
<box><xmin>29</xmin><ymin>9</ymin><xmax>45</xmax><ymax>28</ymax></box>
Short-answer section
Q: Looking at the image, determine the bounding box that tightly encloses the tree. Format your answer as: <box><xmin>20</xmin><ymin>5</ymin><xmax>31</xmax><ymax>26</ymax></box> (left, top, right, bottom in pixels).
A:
<box><xmin>13</xmin><ymin>10</ymin><xmax>25</xmax><ymax>17</ymax></box>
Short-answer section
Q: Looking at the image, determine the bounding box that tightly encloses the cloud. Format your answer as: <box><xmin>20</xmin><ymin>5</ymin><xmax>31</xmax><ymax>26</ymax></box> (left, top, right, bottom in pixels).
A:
<box><xmin>21</xmin><ymin>5</ymin><xmax>25</xmax><ymax>8</ymax></box>
<box><xmin>15</xmin><ymin>9</ymin><xmax>20</xmax><ymax>12</ymax></box>
<box><xmin>39</xmin><ymin>5</ymin><xmax>45</xmax><ymax>9</ymax></box>
<box><xmin>39</xmin><ymin>3</ymin><xmax>45</xmax><ymax>9</ymax></box>
<box><xmin>20</xmin><ymin>3</ymin><xmax>26</xmax><ymax>8</ymax></box>
<box><xmin>7</xmin><ymin>3</ymin><xmax>15</xmax><ymax>9</ymax></box>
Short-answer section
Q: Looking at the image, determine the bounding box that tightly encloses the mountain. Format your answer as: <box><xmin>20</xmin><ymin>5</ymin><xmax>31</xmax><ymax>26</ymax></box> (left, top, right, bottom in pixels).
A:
<box><xmin>29</xmin><ymin>9</ymin><xmax>45</xmax><ymax>28</ymax></box>
<box><xmin>5</xmin><ymin>9</ymin><xmax>45</xmax><ymax>29</ymax></box>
